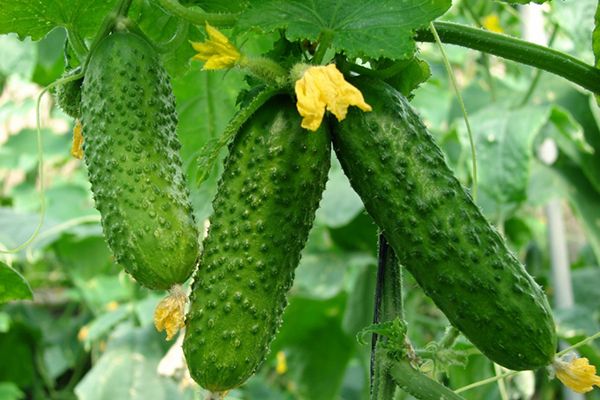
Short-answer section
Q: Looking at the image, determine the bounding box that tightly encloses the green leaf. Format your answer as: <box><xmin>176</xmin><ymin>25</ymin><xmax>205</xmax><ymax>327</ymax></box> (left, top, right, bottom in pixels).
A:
<box><xmin>459</xmin><ymin>105</ymin><xmax>550</xmax><ymax>216</ymax></box>
<box><xmin>594</xmin><ymin>1</ymin><xmax>600</xmax><ymax>67</ymax></box>
<box><xmin>239</xmin><ymin>0</ymin><xmax>452</xmax><ymax>61</ymax></box>
<box><xmin>0</xmin><ymin>262</ymin><xmax>33</xmax><ymax>303</ymax></box>
<box><xmin>0</xmin><ymin>382</ymin><xmax>24</xmax><ymax>400</ymax></box>
<box><xmin>271</xmin><ymin>295</ymin><xmax>354</xmax><ymax>400</ymax></box>
<box><xmin>75</xmin><ymin>323</ymin><xmax>183</xmax><ymax>400</ymax></box>
<box><xmin>0</xmin><ymin>0</ymin><xmax>118</xmax><ymax>41</ymax></box>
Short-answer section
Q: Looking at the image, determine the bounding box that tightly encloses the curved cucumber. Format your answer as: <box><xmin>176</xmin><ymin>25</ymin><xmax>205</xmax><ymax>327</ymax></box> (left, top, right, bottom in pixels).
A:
<box><xmin>183</xmin><ymin>96</ymin><xmax>331</xmax><ymax>391</ymax></box>
<box><xmin>331</xmin><ymin>77</ymin><xmax>556</xmax><ymax>370</ymax></box>
<box><xmin>80</xmin><ymin>31</ymin><xmax>199</xmax><ymax>290</ymax></box>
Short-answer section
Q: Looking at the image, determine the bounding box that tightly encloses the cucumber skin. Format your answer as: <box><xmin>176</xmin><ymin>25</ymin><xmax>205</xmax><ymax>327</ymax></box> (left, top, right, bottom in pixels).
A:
<box><xmin>331</xmin><ymin>78</ymin><xmax>556</xmax><ymax>370</ymax></box>
<box><xmin>183</xmin><ymin>96</ymin><xmax>331</xmax><ymax>391</ymax></box>
<box><xmin>80</xmin><ymin>32</ymin><xmax>199</xmax><ymax>290</ymax></box>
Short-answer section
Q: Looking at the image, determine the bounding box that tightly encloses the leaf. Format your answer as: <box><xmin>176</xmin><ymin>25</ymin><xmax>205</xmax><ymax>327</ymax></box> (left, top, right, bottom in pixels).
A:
<box><xmin>271</xmin><ymin>295</ymin><xmax>354</xmax><ymax>400</ymax></box>
<box><xmin>239</xmin><ymin>0</ymin><xmax>452</xmax><ymax>61</ymax></box>
<box><xmin>0</xmin><ymin>34</ymin><xmax>36</xmax><ymax>79</ymax></box>
<box><xmin>75</xmin><ymin>323</ymin><xmax>182</xmax><ymax>400</ymax></box>
<box><xmin>0</xmin><ymin>382</ymin><xmax>24</xmax><ymax>400</ymax></box>
<box><xmin>459</xmin><ymin>105</ymin><xmax>550</xmax><ymax>216</ymax></box>
<box><xmin>0</xmin><ymin>262</ymin><xmax>33</xmax><ymax>303</ymax></box>
<box><xmin>495</xmin><ymin>0</ymin><xmax>548</xmax><ymax>3</ymax></box>
<box><xmin>0</xmin><ymin>0</ymin><xmax>118</xmax><ymax>41</ymax></box>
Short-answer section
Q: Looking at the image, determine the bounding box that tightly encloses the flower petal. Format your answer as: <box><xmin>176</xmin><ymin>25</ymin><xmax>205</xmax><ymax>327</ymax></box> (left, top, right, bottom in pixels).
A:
<box><xmin>555</xmin><ymin>356</ymin><xmax>600</xmax><ymax>394</ymax></box>
<box><xmin>294</xmin><ymin>64</ymin><xmax>371</xmax><ymax>131</ymax></box>
<box><xmin>190</xmin><ymin>23</ymin><xmax>240</xmax><ymax>70</ymax></box>
<box><xmin>154</xmin><ymin>285</ymin><xmax>187</xmax><ymax>340</ymax></box>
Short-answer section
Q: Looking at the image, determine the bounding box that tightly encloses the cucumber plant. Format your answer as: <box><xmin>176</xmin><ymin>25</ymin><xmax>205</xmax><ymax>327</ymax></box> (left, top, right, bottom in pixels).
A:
<box><xmin>3</xmin><ymin>0</ymin><xmax>600</xmax><ymax>399</ymax></box>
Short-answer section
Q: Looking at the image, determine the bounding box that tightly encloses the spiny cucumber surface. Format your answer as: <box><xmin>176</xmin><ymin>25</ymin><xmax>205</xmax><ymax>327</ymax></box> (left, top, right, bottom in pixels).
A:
<box><xmin>184</xmin><ymin>96</ymin><xmax>331</xmax><ymax>391</ymax></box>
<box><xmin>332</xmin><ymin>77</ymin><xmax>556</xmax><ymax>370</ymax></box>
<box><xmin>80</xmin><ymin>31</ymin><xmax>199</xmax><ymax>290</ymax></box>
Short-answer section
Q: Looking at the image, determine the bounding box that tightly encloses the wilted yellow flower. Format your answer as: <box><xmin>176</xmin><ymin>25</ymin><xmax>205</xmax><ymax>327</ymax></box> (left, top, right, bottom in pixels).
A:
<box><xmin>154</xmin><ymin>285</ymin><xmax>187</xmax><ymax>340</ymax></box>
<box><xmin>276</xmin><ymin>351</ymin><xmax>288</xmax><ymax>375</ymax></box>
<box><xmin>77</xmin><ymin>325</ymin><xmax>89</xmax><ymax>341</ymax></box>
<box><xmin>191</xmin><ymin>23</ymin><xmax>240</xmax><ymax>70</ymax></box>
<box><xmin>71</xmin><ymin>119</ymin><xmax>83</xmax><ymax>159</ymax></box>
<box><xmin>555</xmin><ymin>356</ymin><xmax>600</xmax><ymax>393</ymax></box>
<box><xmin>482</xmin><ymin>14</ymin><xmax>503</xmax><ymax>34</ymax></box>
<box><xmin>294</xmin><ymin>64</ymin><xmax>372</xmax><ymax>131</ymax></box>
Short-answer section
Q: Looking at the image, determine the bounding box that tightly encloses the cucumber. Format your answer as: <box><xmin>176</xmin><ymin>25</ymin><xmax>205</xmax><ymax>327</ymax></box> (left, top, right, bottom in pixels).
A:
<box><xmin>331</xmin><ymin>77</ymin><xmax>556</xmax><ymax>370</ymax></box>
<box><xmin>80</xmin><ymin>31</ymin><xmax>199</xmax><ymax>290</ymax></box>
<box><xmin>183</xmin><ymin>96</ymin><xmax>331</xmax><ymax>391</ymax></box>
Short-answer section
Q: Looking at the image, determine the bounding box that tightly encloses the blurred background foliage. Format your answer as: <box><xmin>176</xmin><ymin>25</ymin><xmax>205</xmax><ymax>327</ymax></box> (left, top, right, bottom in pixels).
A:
<box><xmin>0</xmin><ymin>0</ymin><xmax>600</xmax><ymax>399</ymax></box>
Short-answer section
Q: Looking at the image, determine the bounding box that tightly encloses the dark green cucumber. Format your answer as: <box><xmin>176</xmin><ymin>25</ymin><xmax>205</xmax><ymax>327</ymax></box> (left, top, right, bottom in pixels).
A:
<box><xmin>183</xmin><ymin>96</ymin><xmax>331</xmax><ymax>391</ymax></box>
<box><xmin>80</xmin><ymin>31</ymin><xmax>199</xmax><ymax>290</ymax></box>
<box><xmin>331</xmin><ymin>77</ymin><xmax>556</xmax><ymax>370</ymax></box>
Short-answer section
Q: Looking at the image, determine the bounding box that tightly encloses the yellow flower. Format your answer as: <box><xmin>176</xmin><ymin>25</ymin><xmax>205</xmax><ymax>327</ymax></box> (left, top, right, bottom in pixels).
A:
<box><xmin>482</xmin><ymin>14</ymin><xmax>504</xmax><ymax>34</ymax></box>
<box><xmin>276</xmin><ymin>351</ymin><xmax>288</xmax><ymax>375</ymax></box>
<box><xmin>154</xmin><ymin>285</ymin><xmax>187</xmax><ymax>340</ymax></box>
<box><xmin>190</xmin><ymin>23</ymin><xmax>240</xmax><ymax>70</ymax></box>
<box><xmin>71</xmin><ymin>119</ymin><xmax>84</xmax><ymax>159</ymax></box>
<box><xmin>554</xmin><ymin>356</ymin><xmax>600</xmax><ymax>393</ymax></box>
<box><xmin>294</xmin><ymin>64</ymin><xmax>372</xmax><ymax>131</ymax></box>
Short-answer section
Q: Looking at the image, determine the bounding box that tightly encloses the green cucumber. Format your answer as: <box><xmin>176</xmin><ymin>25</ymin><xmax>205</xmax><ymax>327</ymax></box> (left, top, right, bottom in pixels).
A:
<box><xmin>183</xmin><ymin>96</ymin><xmax>331</xmax><ymax>391</ymax></box>
<box><xmin>331</xmin><ymin>77</ymin><xmax>556</xmax><ymax>370</ymax></box>
<box><xmin>80</xmin><ymin>31</ymin><xmax>199</xmax><ymax>290</ymax></box>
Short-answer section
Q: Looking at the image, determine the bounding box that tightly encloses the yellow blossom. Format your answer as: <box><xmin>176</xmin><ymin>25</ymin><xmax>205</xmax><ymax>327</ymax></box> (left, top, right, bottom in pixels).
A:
<box><xmin>154</xmin><ymin>285</ymin><xmax>187</xmax><ymax>340</ymax></box>
<box><xmin>294</xmin><ymin>64</ymin><xmax>372</xmax><ymax>131</ymax></box>
<box><xmin>276</xmin><ymin>351</ymin><xmax>288</xmax><ymax>375</ymax></box>
<box><xmin>190</xmin><ymin>23</ymin><xmax>240</xmax><ymax>70</ymax></box>
<box><xmin>71</xmin><ymin>119</ymin><xmax>84</xmax><ymax>159</ymax></box>
<box><xmin>482</xmin><ymin>14</ymin><xmax>504</xmax><ymax>34</ymax></box>
<box><xmin>555</xmin><ymin>356</ymin><xmax>600</xmax><ymax>393</ymax></box>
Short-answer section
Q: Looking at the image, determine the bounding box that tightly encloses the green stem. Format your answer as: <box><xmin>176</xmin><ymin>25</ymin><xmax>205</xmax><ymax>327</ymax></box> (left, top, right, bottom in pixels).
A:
<box><xmin>66</xmin><ymin>29</ymin><xmax>88</xmax><ymax>62</ymax></box>
<box><xmin>429</xmin><ymin>22</ymin><xmax>478</xmax><ymax>202</ymax></box>
<box><xmin>415</xmin><ymin>22</ymin><xmax>600</xmax><ymax>95</ymax></box>
<box><xmin>371</xmin><ymin>235</ymin><xmax>403</xmax><ymax>399</ymax></box>
<box><xmin>388</xmin><ymin>359</ymin><xmax>466</xmax><ymax>400</ymax></box>
<box><xmin>156</xmin><ymin>0</ymin><xmax>238</xmax><ymax>27</ymax></box>
<box><xmin>312</xmin><ymin>29</ymin><xmax>334</xmax><ymax>65</ymax></box>
<box><xmin>438</xmin><ymin>326</ymin><xmax>460</xmax><ymax>349</ymax></box>
<box><xmin>518</xmin><ymin>23</ymin><xmax>559</xmax><ymax>107</ymax></box>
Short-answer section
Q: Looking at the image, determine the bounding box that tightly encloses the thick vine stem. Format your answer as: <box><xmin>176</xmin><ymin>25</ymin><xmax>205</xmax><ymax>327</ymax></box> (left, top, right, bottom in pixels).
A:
<box><xmin>416</xmin><ymin>21</ymin><xmax>600</xmax><ymax>95</ymax></box>
<box><xmin>66</xmin><ymin>29</ymin><xmax>88</xmax><ymax>63</ymax></box>
<box><xmin>388</xmin><ymin>358</ymin><xmax>466</xmax><ymax>400</ymax></box>
<box><xmin>156</xmin><ymin>0</ymin><xmax>238</xmax><ymax>27</ymax></box>
<box><xmin>370</xmin><ymin>235</ymin><xmax>403</xmax><ymax>399</ymax></box>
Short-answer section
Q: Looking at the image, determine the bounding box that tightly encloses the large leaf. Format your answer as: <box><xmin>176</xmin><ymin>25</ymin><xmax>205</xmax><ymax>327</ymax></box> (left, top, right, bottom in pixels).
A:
<box><xmin>0</xmin><ymin>262</ymin><xmax>33</xmax><ymax>303</ymax></box>
<box><xmin>0</xmin><ymin>0</ymin><xmax>117</xmax><ymax>40</ymax></box>
<box><xmin>239</xmin><ymin>0</ymin><xmax>452</xmax><ymax>60</ymax></box>
<box><xmin>271</xmin><ymin>295</ymin><xmax>354</xmax><ymax>400</ymax></box>
<box><xmin>459</xmin><ymin>105</ymin><xmax>550</xmax><ymax>216</ymax></box>
<box><xmin>75</xmin><ymin>323</ymin><xmax>183</xmax><ymax>400</ymax></box>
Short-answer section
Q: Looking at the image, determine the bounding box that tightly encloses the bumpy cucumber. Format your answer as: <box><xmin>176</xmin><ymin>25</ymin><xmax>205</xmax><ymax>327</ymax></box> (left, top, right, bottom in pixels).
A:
<box><xmin>183</xmin><ymin>96</ymin><xmax>331</xmax><ymax>391</ymax></box>
<box><xmin>331</xmin><ymin>77</ymin><xmax>556</xmax><ymax>370</ymax></box>
<box><xmin>54</xmin><ymin>67</ymin><xmax>83</xmax><ymax>118</ymax></box>
<box><xmin>80</xmin><ymin>31</ymin><xmax>199</xmax><ymax>290</ymax></box>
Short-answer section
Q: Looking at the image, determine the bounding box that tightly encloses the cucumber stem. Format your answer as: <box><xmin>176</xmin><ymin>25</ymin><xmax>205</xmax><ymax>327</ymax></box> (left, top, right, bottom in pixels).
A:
<box><xmin>370</xmin><ymin>235</ymin><xmax>403</xmax><ymax>399</ymax></box>
<box><xmin>415</xmin><ymin>22</ymin><xmax>600</xmax><ymax>96</ymax></box>
<box><xmin>156</xmin><ymin>0</ymin><xmax>238</xmax><ymax>27</ymax></box>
